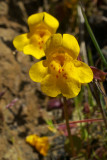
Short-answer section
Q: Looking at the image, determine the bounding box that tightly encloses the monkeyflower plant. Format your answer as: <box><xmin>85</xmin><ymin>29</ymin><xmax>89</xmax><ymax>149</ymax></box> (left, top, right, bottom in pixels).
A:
<box><xmin>29</xmin><ymin>34</ymin><xmax>93</xmax><ymax>98</ymax></box>
<box><xmin>13</xmin><ymin>12</ymin><xmax>59</xmax><ymax>59</ymax></box>
<box><xmin>12</xmin><ymin>10</ymin><xmax>107</xmax><ymax>158</ymax></box>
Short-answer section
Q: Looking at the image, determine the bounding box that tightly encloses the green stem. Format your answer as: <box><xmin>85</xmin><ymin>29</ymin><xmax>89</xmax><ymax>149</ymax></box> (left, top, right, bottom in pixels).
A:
<box><xmin>80</xmin><ymin>2</ymin><xmax>107</xmax><ymax>68</ymax></box>
<box><xmin>63</xmin><ymin>97</ymin><xmax>75</xmax><ymax>156</ymax></box>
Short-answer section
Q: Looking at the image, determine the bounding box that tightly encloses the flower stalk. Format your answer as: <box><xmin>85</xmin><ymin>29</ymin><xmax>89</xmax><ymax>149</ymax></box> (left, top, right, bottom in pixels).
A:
<box><xmin>63</xmin><ymin>96</ymin><xmax>75</xmax><ymax>156</ymax></box>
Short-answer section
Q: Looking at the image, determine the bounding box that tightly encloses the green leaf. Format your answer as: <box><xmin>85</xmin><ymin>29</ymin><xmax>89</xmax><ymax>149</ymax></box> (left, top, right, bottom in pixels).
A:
<box><xmin>80</xmin><ymin>3</ymin><xmax>107</xmax><ymax>68</ymax></box>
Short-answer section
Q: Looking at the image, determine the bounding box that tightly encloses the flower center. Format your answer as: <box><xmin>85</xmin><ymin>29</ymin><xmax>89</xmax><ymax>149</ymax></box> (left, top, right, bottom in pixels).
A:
<box><xmin>49</xmin><ymin>53</ymin><xmax>70</xmax><ymax>80</ymax></box>
<box><xmin>30</xmin><ymin>29</ymin><xmax>51</xmax><ymax>50</ymax></box>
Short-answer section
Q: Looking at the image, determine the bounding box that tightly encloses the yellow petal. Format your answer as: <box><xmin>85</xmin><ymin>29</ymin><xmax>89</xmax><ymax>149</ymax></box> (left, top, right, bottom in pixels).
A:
<box><xmin>63</xmin><ymin>59</ymin><xmax>93</xmax><ymax>84</ymax></box>
<box><xmin>41</xmin><ymin>74</ymin><xmax>61</xmax><ymax>97</ymax></box>
<box><xmin>28</xmin><ymin>12</ymin><xmax>44</xmax><ymax>26</ymax></box>
<box><xmin>29</xmin><ymin>61</ymin><xmax>48</xmax><ymax>82</ymax></box>
<box><xmin>62</xmin><ymin>34</ymin><xmax>80</xmax><ymax>59</ymax></box>
<box><xmin>72</xmin><ymin>60</ymin><xmax>93</xmax><ymax>83</ymax></box>
<box><xmin>44</xmin><ymin>34</ymin><xmax>63</xmax><ymax>57</ymax></box>
<box><xmin>13</xmin><ymin>33</ymin><xmax>29</xmax><ymax>51</ymax></box>
<box><xmin>23</xmin><ymin>44</ymin><xmax>45</xmax><ymax>59</ymax></box>
<box><xmin>26</xmin><ymin>135</ymin><xmax>49</xmax><ymax>156</ymax></box>
<box><xmin>26</xmin><ymin>135</ymin><xmax>38</xmax><ymax>146</ymax></box>
<box><xmin>44</xmin><ymin>34</ymin><xmax>80</xmax><ymax>59</ymax></box>
<box><xmin>35</xmin><ymin>137</ymin><xmax>49</xmax><ymax>156</ymax></box>
<box><xmin>58</xmin><ymin>78</ymin><xmax>81</xmax><ymax>98</ymax></box>
<box><xmin>43</xmin><ymin>12</ymin><xmax>59</xmax><ymax>33</ymax></box>
<box><xmin>28</xmin><ymin>12</ymin><xmax>59</xmax><ymax>34</ymax></box>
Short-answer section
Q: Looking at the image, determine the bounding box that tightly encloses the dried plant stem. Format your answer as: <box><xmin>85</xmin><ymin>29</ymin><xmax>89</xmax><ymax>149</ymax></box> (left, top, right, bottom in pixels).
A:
<box><xmin>98</xmin><ymin>102</ymin><xmax>107</xmax><ymax>129</ymax></box>
<box><xmin>89</xmin><ymin>81</ymin><xmax>107</xmax><ymax>129</ymax></box>
<box><xmin>100</xmin><ymin>82</ymin><xmax>107</xmax><ymax>107</ymax></box>
<box><xmin>63</xmin><ymin>97</ymin><xmax>75</xmax><ymax>156</ymax></box>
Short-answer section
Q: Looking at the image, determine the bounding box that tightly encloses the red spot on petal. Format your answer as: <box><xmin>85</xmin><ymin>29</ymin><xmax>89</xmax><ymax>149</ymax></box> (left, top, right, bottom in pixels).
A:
<box><xmin>59</xmin><ymin>69</ymin><xmax>61</xmax><ymax>73</ymax></box>
<box><xmin>63</xmin><ymin>73</ymin><xmax>66</xmax><ymax>76</ymax></box>
<box><xmin>53</xmin><ymin>67</ymin><xmax>55</xmax><ymax>70</ymax></box>
<box><xmin>40</xmin><ymin>46</ymin><xmax>42</xmax><ymax>49</ymax></box>
<box><xmin>51</xmin><ymin>64</ymin><xmax>53</xmax><ymax>67</ymax></box>
<box><xmin>63</xmin><ymin>73</ymin><xmax>67</xmax><ymax>79</ymax></box>
<box><xmin>62</xmin><ymin>68</ymin><xmax>64</xmax><ymax>71</ymax></box>
<box><xmin>56</xmin><ymin>75</ymin><xmax>59</xmax><ymax>78</ymax></box>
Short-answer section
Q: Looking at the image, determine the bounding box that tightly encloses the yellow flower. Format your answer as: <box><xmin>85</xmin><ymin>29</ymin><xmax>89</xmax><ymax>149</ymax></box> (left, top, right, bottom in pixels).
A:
<box><xmin>13</xmin><ymin>12</ymin><xmax>59</xmax><ymax>59</ymax></box>
<box><xmin>26</xmin><ymin>134</ymin><xmax>49</xmax><ymax>156</ymax></box>
<box><xmin>29</xmin><ymin>34</ymin><xmax>93</xmax><ymax>98</ymax></box>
